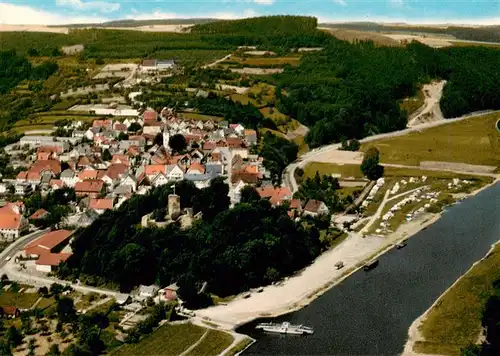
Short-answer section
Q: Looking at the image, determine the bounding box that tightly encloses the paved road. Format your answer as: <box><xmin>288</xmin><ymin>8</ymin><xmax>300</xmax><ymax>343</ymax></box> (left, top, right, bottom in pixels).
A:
<box><xmin>0</xmin><ymin>229</ymin><xmax>50</xmax><ymax>270</ymax></box>
<box><xmin>202</xmin><ymin>54</ymin><xmax>232</xmax><ymax>69</ymax></box>
<box><xmin>282</xmin><ymin>109</ymin><xmax>500</xmax><ymax>193</ymax></box>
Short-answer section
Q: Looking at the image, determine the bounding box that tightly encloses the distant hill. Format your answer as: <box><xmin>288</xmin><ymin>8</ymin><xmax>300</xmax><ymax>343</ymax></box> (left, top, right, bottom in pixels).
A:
<box><xmin>191</xmin><ymin>16</ymin><xmax>318</xmax><ymax>34</ymax></box>
<box><xmin>319</xmin><ymin>22</ymin><xmax>500</xmax><ymax>43</ymax></box>
<box><xmin>51</xmin><ymin>18</ymin><xmax>215</xmax><ymax>28</ymax></box>
<box><xmin>320</xmin><ymin>28</ymin><xmax>401</xmax><ymax>47</ymax></box>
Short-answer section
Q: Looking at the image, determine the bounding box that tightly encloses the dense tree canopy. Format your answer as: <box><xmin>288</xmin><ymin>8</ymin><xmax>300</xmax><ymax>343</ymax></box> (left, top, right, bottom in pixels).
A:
<box><xmin>61</xmin><ymin>181</ymin><xmax>323</xmax><ymax>296</ymax></box>
<box><xmin>260</xmin><ymin>132</ymin><xmax>298</xmax><ymax>183</ymax></box>
<box><xmin>361</xmin><ymin>147</ymin><xmax>384</xmax><ymax>180</ymax></box>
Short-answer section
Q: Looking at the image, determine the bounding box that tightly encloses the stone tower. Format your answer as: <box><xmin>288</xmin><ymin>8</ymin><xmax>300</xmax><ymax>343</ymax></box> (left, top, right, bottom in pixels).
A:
<box><xmin>168</xmin><ymin>194</ymin><xmax>181</xmax><ymax>219</ymax></box>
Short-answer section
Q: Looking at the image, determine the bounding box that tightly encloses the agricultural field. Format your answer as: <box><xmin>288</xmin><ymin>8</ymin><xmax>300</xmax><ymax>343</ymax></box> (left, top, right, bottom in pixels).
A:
<box><xmin>112</xmin><ymin>323</ymin><xmax>206</xmax><ymax>356</ymax></box>
<box><xmin>413</xmin><ymin>243</ymin><xmax>500</xmax><ymax>355</ymax></box>
<box><xmin>185</xmin><ymin>329</ymin><xmax>234</xmax><ymax>356</ymax></box>
<box><xmin>361</xmin><ymin>114</ymin><xmax>500</xmax><ymax>168</ymax></box>
<box><xmin>226</xmin><ymin>55</ymin><xmax>302</xmax><ymax>67</ymax></box>
<box><xmin>0</xmin><ymin>290</ymin><xmax>40</xmax><ymax>309</ymax></box>
<box><xmin>321</xmin><ymin>28</ymin><xmax>402</xmax><ymax>47</ymax></box>
<box><xmin>179</xmin><ymin>112</ymin><xmax>224</xmax><ymax>122</ymax></box>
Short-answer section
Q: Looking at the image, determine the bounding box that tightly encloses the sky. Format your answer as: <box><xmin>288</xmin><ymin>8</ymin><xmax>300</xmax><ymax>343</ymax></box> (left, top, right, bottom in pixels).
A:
<box><xmin>0</xmin><ymin>0</ymin><xmax>499</xmax><ymax>26</ymax></box>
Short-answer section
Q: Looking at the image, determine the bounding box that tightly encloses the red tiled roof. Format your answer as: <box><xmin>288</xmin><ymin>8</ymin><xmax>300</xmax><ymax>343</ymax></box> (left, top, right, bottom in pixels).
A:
<box><xmin>78</xmin><ymin>169</ymin><xmax>106</xmax><ymax>181</ymax></box>
<box><xmin>143</xmin><ymin>110</ymin><xmax>157</xmax><ymax>121</ymax></box>
<box><xmin>93</xmin><ymin>119</ymin><xmax>112</xmax><ymax>128</ymax></box>
<box><xmin>256</xmin><ymin>186</ymin><xmax>292</xmax><ymax>206</ymax></box>
<box><xmin>30</xmin><ymin>160</ymin><xmax>61</xmax><ymax>175</ymax></box>
<box><xmin>0</xmin><ymin>214</ymin><xmax>23</xmax><ymax>230</ymax></box>
<box><xmin>187</xmin><ymin>162</ymin><xmax>205</xmax><ymax>174</ymax></box>
<box><xmin>50</xmin><ymin>179</ymin><xmax>64</xmax><ymax>188</ymax></box>
<box><xmin>114</xmin><ymin>123</ymin><xmax>127</xmax><ymax>131</ymax></box>
<box><xmin>29</xmin><ymin>209</ymin><xmax>50</xmax><ymax>220</ymax></box>
<box><xmin>75</xmin><ymin>180</ymin><xmax>104</xmax><ymax>193</ymax></box>
<box><xmin>145</xmin><ymin>165</ymin><xmax>166</xmax><ymax>176</ymax></box>
<box><xmin>25</xmin><ymin>230</ymin><xmax>72</xmax><ymax>253</ymax></box>
<box><xmin>304</xmin><ymin>199</ymin><xmax>326</xmax><ymax>213</ymax></box>
<box><xmin>111</xmin><ymin>154</ymin><xmax>130</xmax><ymax>166</ymax></box>
<box><xmin>16</xmin><ymin>171</ymin><xmax>28</xmax><ymax>180</ymax></box>
<box><xmin>289</xmin><ymin>199</ymin><xmax>302</xmax><ymax>210</ymax></box>
<box><xmin>2</xmin><ymin>306</ymin><xmax>19</xmax><ymax>316</ymax></box>
<box><xmin>35</xmin><ymin>253</ymin><xmax>72</xmax><ymax>266</ymax></box>
<box><xmin>89</xmin><ymin>198</ymin><xmax>113</xmax><ymax>210</ymax></box>
<box><xmin>106</xmin><ymin>164</ymin><xmax>128</xmax><ymax>180</ymax></box>
<box><xmin>231</xmin><ymin>172</ymin><xmax>260</xmax><ymax>184</ymax></box>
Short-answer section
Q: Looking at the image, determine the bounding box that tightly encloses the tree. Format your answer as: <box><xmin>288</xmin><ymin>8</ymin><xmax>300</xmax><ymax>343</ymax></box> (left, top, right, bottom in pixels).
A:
<box><xmin>0</xmin><ymin>342</ymin><xmax>12</xmax><ymax>356</ymax></box>
<box><xmin>79</xmin><ymin>326</ymin><xmax>104</xmax><ymax>355</ymax></box>
<box><xmin>240</xmin><ymin>186</ymin><xmax>261</xmax><ymax>204</ymax></box>
<box><xmin>27</xmin><ymin>339</ymin><xmax>36</xmax><ymax>356</ymax></box>
<box><xmin>101</xmin><ymin>149</ymin><xmax>112</xmax><ymax>161</ymax></box>
<box><xmin>360</xmin><ymin>147</ymin><xmax>384</xmax><ymax>180</ymax></box>
<box><xmin>5</xmin><ymin>326</ymin><xmax>23</xmax><ymax>348</ymax></box>
<box><xmin>153</xmin><ymin>133</ymin><xmax>163</xmax><ymax>147</ymax></box>
<box><xmin>128</xmin><ymin>122</ymin><xmax>141</xmax><ymax>132</ymax></box>
<box><xmin>168</xmin><ymin>134</ymin><xmax>187</xmax><ymax>153</ymax></box>
<box><xmin>118</xmin><ymin>132</ymin><xmax>129</xmax><ymax>141</ymax></box>
<box><xmin>38</xmin><ymin>286</ymin><xmax>49</xmax><ymax>296</ymax></box>
<box><xmin>49</xmin><ymin>283</ymin><xmax>64</xmax><ymax>296</ymax></box>
<box><xmin>341</xmin><ymin>139</ymin><xmax>361</xmax><ymax>152</ymax></box>
<box><xmin>152</xmin><ymin>208</ymin><xmax>165</xmax><ymax>222</ymax></box>
<box><xmin>56</xmin><ymin>297</ymin><xmax>76</xmax><ymax>323</ymax></box>
<box><xmin>45</xmin><ymin>344</ymin><xmax>60</xmax><ymax>356</ymax></box>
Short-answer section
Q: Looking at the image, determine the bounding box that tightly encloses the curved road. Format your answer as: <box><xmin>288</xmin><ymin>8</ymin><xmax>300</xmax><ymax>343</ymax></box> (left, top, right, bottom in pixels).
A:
<box><xmin>283</xmin><ymin>109</ymin><xmax>500</xmax><ymax>193</ymax></box>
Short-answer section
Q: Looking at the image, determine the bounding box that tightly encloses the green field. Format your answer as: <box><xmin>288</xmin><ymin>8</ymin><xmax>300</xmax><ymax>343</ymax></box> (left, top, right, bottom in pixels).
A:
<box><xmin>303</xmin><ymin>162</ymin><xmax>493</xmax><ymax>181</ymax></box>
<box><xmin>0</xmin><ymin>291</ymin><xmax>40</xmax><ymax>309</ymax></box>
<box><xmin>413</xmin><ymin>243</ymin><xmax>500</xmax><ymax>355</ymax></box>
<box><xmin>185</xmin><ymin>329</ymin><xmax>234</xmax><ymax>356</ymax></box>
<box><xmin>361</xmin><ymin>114</ymin><xmax>500</xmax><ymax>168</ymax></box>
<box><xmin>227</xmin><ymin>56</ymin><xmax>301</xmax><ymax>67</ymax></box>
<box><xmin>229</xmin><ymin>93</ymin><xmax>262</xmax><ymax>106</ymax></box>
<box><xmin>112</xmin><ymin>323</ymin><xmax>206</xmax><ymax>356</ymax></box>
<box><xmin>400</xmin><ymin>89</ymin><xmax>425</xmax><ymax>117</ymax></box>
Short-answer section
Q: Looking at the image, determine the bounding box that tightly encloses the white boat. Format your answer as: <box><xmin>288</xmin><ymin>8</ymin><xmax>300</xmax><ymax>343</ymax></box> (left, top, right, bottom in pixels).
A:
<box><xmin>255</xmin><ymin>322</ymin><xmax>314</xmax><ymax>335</ymax></box>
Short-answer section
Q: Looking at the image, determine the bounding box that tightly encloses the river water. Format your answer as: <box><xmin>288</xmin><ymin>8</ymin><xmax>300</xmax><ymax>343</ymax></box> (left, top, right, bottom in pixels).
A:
<box><xmin>238</xmin><ymin>182</ymin><xmax>500</xmax><ymax>355</ymax></box>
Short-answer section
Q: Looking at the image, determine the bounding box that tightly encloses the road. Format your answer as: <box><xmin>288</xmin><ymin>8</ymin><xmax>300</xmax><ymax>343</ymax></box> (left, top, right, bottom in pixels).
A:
<box><xmin>282</xmin><ymin>109</ymin><xmax>500</xmax><ymax>193</ymax></box>
<box><xmin>0</xmin><ymin>229</ymin><xmax>119</xmax><ymax>296</ymax></box>
<box><xmin>0</xmin><ymin>228</ymin><xmax>50</xmax><ymax>270</ymax></box>
<box><xmin>407</xmin><ymin>80</ymin><xmax>446</xmax><ymax>127</ymax></box>
<box><xmin>202</xmin><ymin>54</ymin><xmax>232</xmax><ymax>69</ymax></box>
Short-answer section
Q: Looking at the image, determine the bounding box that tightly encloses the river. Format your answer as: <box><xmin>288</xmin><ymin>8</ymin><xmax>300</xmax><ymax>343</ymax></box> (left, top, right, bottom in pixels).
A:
<box><xmin>238</xmin><ymin>182</ymin><xmax>500</xmax><ymax>355</ymax></box>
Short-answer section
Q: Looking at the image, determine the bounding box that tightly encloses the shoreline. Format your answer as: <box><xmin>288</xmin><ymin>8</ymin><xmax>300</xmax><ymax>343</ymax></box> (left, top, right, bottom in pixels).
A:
<box><xmin>402</xmin><ymin>178</ymin><xmax>500</xmax><ymax>356</ymax></box>
<box><xmin>197</xmin><ymin>178</ymin><xmax>498</xmax><ymax>331</ymax></box>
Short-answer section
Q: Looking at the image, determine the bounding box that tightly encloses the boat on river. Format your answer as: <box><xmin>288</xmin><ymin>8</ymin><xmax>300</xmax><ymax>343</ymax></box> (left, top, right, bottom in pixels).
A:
<box><xmin>396</xmin><ymin>240</ymin><xmax>408</xmax><ymax>249</ymax></box>
<box><xmin>255</xmin><ymin>322</ymin><xmax>314</xmax><ymax>335</ymax></box>
<box><xmin>363</xmin><ymin>259</ymin><xmax>379</xmax><ymax>271</ymax></box>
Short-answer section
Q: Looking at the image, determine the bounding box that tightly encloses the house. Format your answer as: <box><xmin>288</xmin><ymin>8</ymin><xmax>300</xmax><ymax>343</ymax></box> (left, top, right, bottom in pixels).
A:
<box><xmin>150</xmin><ymin>173</ymin><xmax>169</xmax><ymax>187</ymax></box>
<box><xmin>92</xmin><ymin>119</ymin><xmax>113</xmax><ymax>130</ymax></box>
<box><xmin>49</xmin><ymin>179</ymin><xmax>64</xmax><ymax>190</ymax></box>
<box><xmin>138</xmin><ymin>285</ymin><xmax>159</xmax><ymax>298</ymax></box>
<box><xmin>63</xmin><ymin>210</ymin><xmax>98</xmax><ymax>228</ymax></box>
<box><xmin>111</xmin><ymin>154</ymin><xmax>130</xmax><ymax>167</ymax></box>
<box><xmin>14</xmin><ymin>182</ymin><xmax>32</xmax><ymax>196</ymax></box>
<box><xmin>157</xmin><ymin>59</ymin><xmax>176</xmax><ymax>70</ymax></box>
<box><xmin>143</xmin><ymin>110</ymin><xmax>158</xmax><ymax>122</ymax></box>
<box><xmin>88</xmin><ymin>198</ymin><xmax>114</xmax><ymax>214</ymax></box>
<box><xmin>244</xmin><ymin>129</ymin><xmax>258</xmax><ymax>146</ymax></box>
<box><xmin>288</xmin><ymin>199</ymin><xmax>303</xmax><ymax>218</ymax></box>
<box><xmin>23</xmin><ymin>229</ymin><xmax>73</xmax><ymax>272</ymax></box>
<box><xmin>161</xmin><ymin>283</ymin><xmax>179</xmax><ymax>301</ymax></box>
<box><xmin>141</xmin><ymin>59</ymin><xmax>157</xmax><ymax>71</ymax></box>
<box><xmin>0</xmin><ymin>203</ymin><xmax>28</xmax><ymax>241</ymax></box>
<box><xmin>303</xmin><ymin>200</ymin><xmax>330</xmax><ymax>217</ymax></box>
<box><xmin>0</xmin><ymin>306</ymin><xmax>20</xmax><ymax>319</ymax></box>
<box><xmin>186</xmin><ymin>162</ymin><xmax>205</xmax><ymax>175</ymax></box>
<box><xmin>115</xmin><ymin>293</ymin><xmax>131</xmax><ymax>305</ymax></box>
<box><xmin>166</xmin><ymin>164</ymin><xmax>184</xmax><ymax>181</ymax></box>
<box><xmin>119</xmin><ymin>174</ymin><xmax>137</xmax><ymax>192</ymax></box>
<box><xmin>61</xmin><ymin>169</ymin><xmax>78</xmax><ymax>187</ymax></box>
<box><xmin>19</xmin><ymin>136</ymin><xmax>69</xmax><ymax>151</ymax></box>
<box><xmin>256</xmin><ymin>186</ymin><xmax>292</xmax><ymax>206</ymax></box>
<box><xmin>75</xmin><ymin>180</ymin><xmax>105</xmax><ymax>198</ymax></box>
<box><xmin>29</xmin><ymin>209</ymin><xmax>50</xmax><ymax>221</ymax></box>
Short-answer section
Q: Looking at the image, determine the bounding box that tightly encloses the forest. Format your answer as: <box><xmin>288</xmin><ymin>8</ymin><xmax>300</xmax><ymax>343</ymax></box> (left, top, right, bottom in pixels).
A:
<box><xmin>275</xmin><ymin>40</ymin><xmax>500</xmax><ymax>147</ymax></box>
<box><xmin>60</xmin><ymin>180</ymin><xmax>323</xmax><ymax>298</ymax></box>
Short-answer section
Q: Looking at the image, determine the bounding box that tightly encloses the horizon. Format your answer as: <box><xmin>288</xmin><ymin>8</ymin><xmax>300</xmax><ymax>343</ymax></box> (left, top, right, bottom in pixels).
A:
<box><xmin>0</xmin><ymin>0</ymin><xmax>499</xmax><ymax>26</ymax></box>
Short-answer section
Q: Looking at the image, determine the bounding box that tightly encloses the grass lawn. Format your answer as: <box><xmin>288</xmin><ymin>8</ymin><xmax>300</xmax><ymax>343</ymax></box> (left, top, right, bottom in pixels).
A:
<box><xmin>179</xmin><ymin>112</ymin><xmax>224</xmax><ymax>122</ymax></box>
<box><xmin>185</xmin><ymin>329</ymin><xmax>234</xmax><ymax>356</ymax></box>
<box><xmin>0</xmin><ymin>291</ymin><xmax>40</xmax><ymax>309</ymax></box>
<box><xmin>37</xmin><ymin>297</ymin><xmax>56</xmax><ymax>310</ymax></box>
<box><xmin>230</xmin><ymin>56</ymin><xmax>301</xmax><ymax>66</ymax></box>
<box><xmin>229</xmin><ymin>93</ymin><xmax>262</xmax><ymax>107</ymax></box>
<box><xmin>112</xmin><ymin>323</ymin><xmax>206</xmax><ymax>356</ymax></box>
<box><xmin>225</xmin><ymin>338</ymin><xmax>253</xmax><ymax>356</ymax></box>
<box><xmin>401</xmin><ymin>89</ymin><xmax>425</xmax><ymax>117</ymax></box>
<box><xmin>260</xmin><ymin>107</ymin><xmax>290</xmax><ymax>127</ymax></box>
<box><xmin>414</xmin><ymin>243</ymin><xmax>500</xmax><ymax>355</ymax></box>
<box><xmin>361</xmin><ymin>113</ymin><xmax>500</xmax><ymax>168</ymax></box>
<box><xmin>249</xmin><ymin>83</ymin><xmax>276</xmax><ymax>103</ymax></box>
<box><xmin>292</xmin><ymin>135</ymin><xmax>309</xmax><ymax>155</ymax></box>
<box><xmin>9</xmin><ymin>124</ymin><xmax>54</xmax><ymax>134</ymax></box>
<box><xmin>303</xmin><ymin>163</ymin><xmax>494</xmax><ymax>181</ymax></box>
<box><xmin>303</xmin><ymin>162</ymin><xmax>364</xmax><ymax>179</ymax></box>
<box><xmin>450</xmin><ymin>41</ymin><xmax>500</xmax><ymax>49</ymax></box>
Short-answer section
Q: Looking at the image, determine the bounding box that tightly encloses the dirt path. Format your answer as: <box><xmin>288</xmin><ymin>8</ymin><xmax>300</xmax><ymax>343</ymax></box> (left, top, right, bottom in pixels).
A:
<box><xmin>202</xmin><ymin>54</ymin><xmax>232</xmax><ymax>69</ymax></box>
<box><xmin>408</xmin><ymin>80</ymin><xmax>446</xmax><ymax>127</ymax></box>
<box><xmin>286</xmin><ymin>123</ymin><xmax>309</xmax><ymax>140</ymax></box>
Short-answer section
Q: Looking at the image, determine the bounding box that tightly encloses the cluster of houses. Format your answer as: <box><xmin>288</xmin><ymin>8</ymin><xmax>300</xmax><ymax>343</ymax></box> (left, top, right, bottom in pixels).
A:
<box><xmin>0</xmin><ymin>107</ymin><xmax>330</xmax><ymax>241</ymax></box>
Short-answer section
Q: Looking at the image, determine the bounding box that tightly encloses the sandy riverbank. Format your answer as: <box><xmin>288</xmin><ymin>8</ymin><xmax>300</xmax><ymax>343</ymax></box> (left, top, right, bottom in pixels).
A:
<box><xmin>197</xmin><ymin>178</ymin><xmax>499</xmax><ymax>331</ymax></box>
<box><xmin>402</xmin><ymin>178</ymin><xmax>499</xmax><ymax>356</ymax></box>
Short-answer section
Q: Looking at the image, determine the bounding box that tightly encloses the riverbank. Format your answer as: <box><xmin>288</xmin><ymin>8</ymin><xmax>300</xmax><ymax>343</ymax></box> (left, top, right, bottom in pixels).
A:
<box><xmin>403</xmin><ymin>240</ymin><xmax>500</xmax><ymax>356</ymax></box>
<box><xmin>197</xmin><ymin>178</ymin><xmax>498</xmax><ymax>331</ymax></box>
<box><xmin>403</xmin><ymin>182</ymin><xmax>500</xmax><ymax>356</ymax></box>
